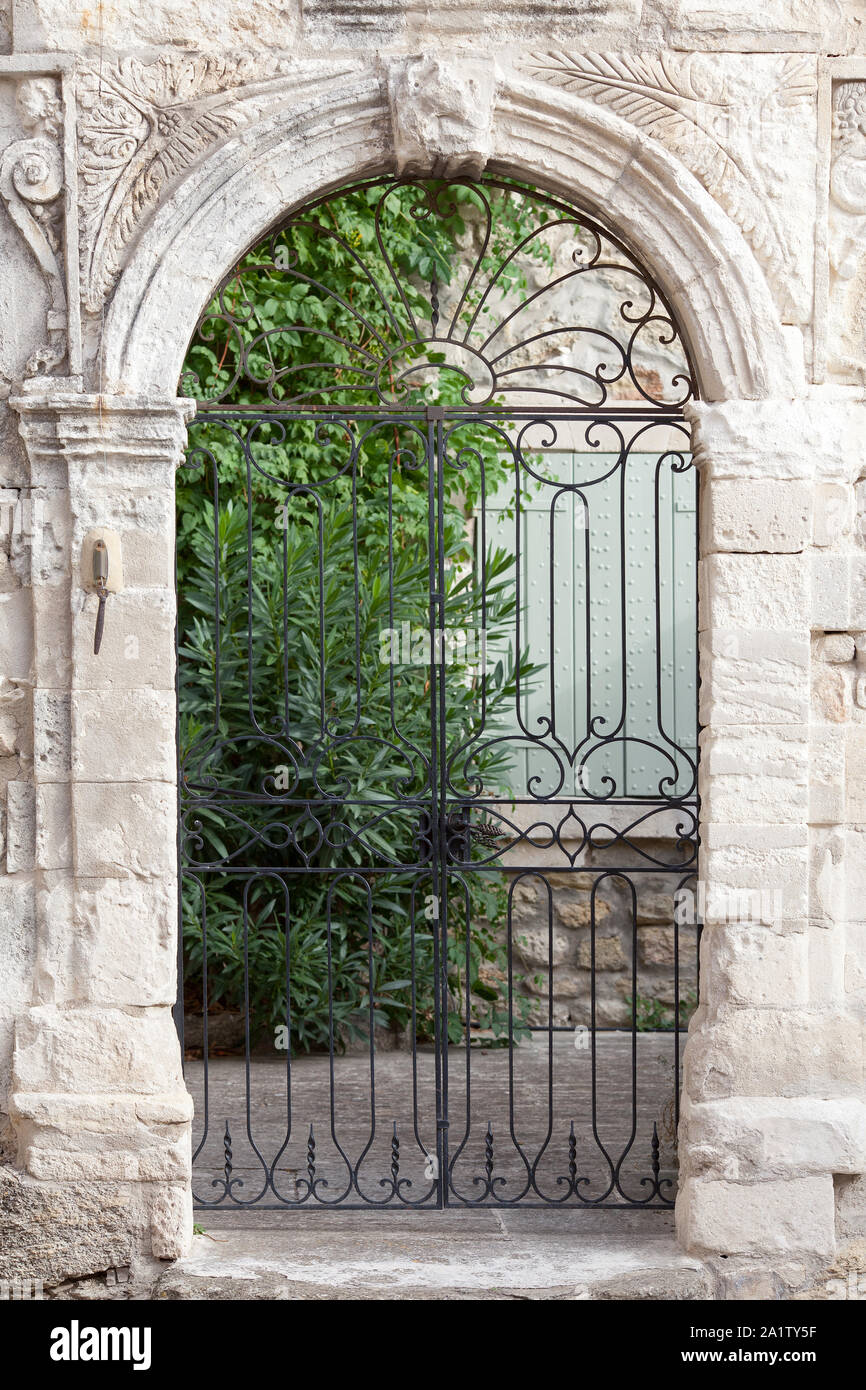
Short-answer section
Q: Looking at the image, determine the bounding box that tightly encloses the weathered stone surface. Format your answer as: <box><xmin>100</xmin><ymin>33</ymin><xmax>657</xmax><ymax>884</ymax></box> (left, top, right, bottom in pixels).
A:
<box><xmin>524</xmin><ymin>966</ymin><xmax>583</xmax><ymax>998</ymax></box>
<box><xmin>12</xmin><ymin>1090</ymin><xmax>192</xmax><ymax>1181</ymax></box>
<box><xmin>699</xmin><ymin>924</ymin><xmax>809</xmax><ymax>1007</ymax></box>
<box><xmin>677</xmin><ymin>1175</ymin><xmax>836</xmax><ymax>1259</ymax></box>
<box><xmin>813</xmin><ymin>663</ymin><xmax>850</xmax><ymax>723</ymax></box>
<box><xmin>634</xmin><ymin>892</ymin><xmax>675</xmax><ymax>925</ymax></box>
<box><xmin>0</xmin><ymin>878</ymin><xmax>35</xmax><ymax>1114</ymax></box>
<box><xmin>71</xmin><ymin>781</ymin><xmax>176</xmax><ymax>879</ymax></box>
<box><xmin>555</xmin><ymin>897</ymin><xmax>610</xmax><ymax>928</ymax></box>
<box><xmin>638</xmin><ymin>927</ymin><xmax>678</xmax><ymax>966</ymax></box>
<box><xmin>5</xmin><ymin>779</ymin><xmax>35</xmax><ymax>872</ymax></box>
<box><xmin>575</xmin><ymin>936</ymin><xmax>627</xmax><ymax>971</ymax></box>
<box><xmin>12</xmin><ymin>1007</ymin><xmax>184</xmax><ymax>1096</ymax></box>
<box><xmin>701</xmin><ymin>824</ymin><xmax>808</xmax><ymax>922</ymax></box>
<box><xmin>813</xmin><ymin>553</ymin><xmax>853</xmax><ymax>632</ymax></box>
<box><xmin>0</xmin><ymin>1166</ymin><xmax>143</xmax><ymax>1283</ymax></box>
<box><xmin>144</xmin><ymin>1223</ymin><xmax>711</xmax><ymax>1302</ymax></box>
<box><xmin>71</xmin><ymin>590</ymin><xmax>177</xmax><ymax>692</ymax></box>
<box><xmin>684</xmin><ymin>1007</ymin><xmax>862</xmax><ymax>1101</ymax></box>
<box><xmin>809</xmin><ymin>725</ymin><xmax>846</xmax><ymax>824</ymax></box>
<box><xmin>71</xmin><ymin>689</ymin><xmax>176</xmax><ymax>783</ymax></box>
<box><xmin>835</xmin><ymin>1174</ymin><xmax>866</xmax><ymax>1241</ymax></box>
<box><xmin>150</xmin><ymin>1183</ymin><xmax>192</xmax><ymax>1260</ymax></box>
<box><xmin>699</xmin><ymin>629</ymin><xmax>810</xmax><ymax>725</ymax></box>
<box><xmin>700</xmin><ymin>552</ymin><xmax>810</xmax><ymax>629</ymax></box>
<box><xmin>34</xmin><ymin>782</ymin><xmax>71</xmax><ymax>869</ymax></box>
<box><xmin>539</xmin><ymin>872</ymin><xmax>596</xmax><ymax>889</ymax></box>
<box><xmin>513</xmin><ymin>925</ymin><xmax>573</xmax><ymax>968</ymax></box>
<box><xmin>700</xmin><ymin>724</ymin><xmax>809</xmax><ymax>825</ymax></box>
<box><xmin>845</xmin><ymin>727</ymin><xmax>866</xmax><ymax>821</ymax></box>
<box><xmin>389</xmin><ymin>57</ymin><xmax>497</xmax><ymax>177</ymax></box>
<box><xmin>0</xmin><ymin>2</ymin><xmax>862</xmax><ymax>1289</ymax></box>
<box><xmin>31</xmin><ymin>877</ymin><xmax>178</xmax><ymax>1008</ymax></box>
<box><xmin>682</xmin><ymin>1096</ymin><xmax>866</xmax><ymax>1181</ymax></box>
<box><xmin>816</xmin><ymin>632</ymin><xmax>856</xmax><ymax>663</ymax></box>
<box><xmin>701</xmin><ymin>478</ymin><xmax>811</xmax><ymax>553</ymax></box>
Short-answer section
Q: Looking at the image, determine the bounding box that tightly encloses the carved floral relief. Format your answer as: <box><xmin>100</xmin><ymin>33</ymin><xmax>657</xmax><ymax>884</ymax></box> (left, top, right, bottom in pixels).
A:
<box><xmin>524</xmin><ymin>51</ymin><xmax>817</xmax><ymax>324</ymax></box>
<box><xmin>828</xmin><ymin>81</ymin><xmax>866</xmax><ymax>383</ymax></box>
<box><xmin>75</xmin><ymin>53</ymin><xmax>357</xmax><ymax>314</ymax></box>
<box><xmin>0</xmin><ymin>78</ymin><xmax>67</xmax><ymax>376</ymax></box>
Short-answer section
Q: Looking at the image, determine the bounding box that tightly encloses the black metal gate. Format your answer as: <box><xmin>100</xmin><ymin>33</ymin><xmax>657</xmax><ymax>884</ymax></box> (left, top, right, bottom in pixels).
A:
<box><xmin>176</xmin><ymin>178</ymin><xmax>699</xmax><ymax>1210</ymax></box>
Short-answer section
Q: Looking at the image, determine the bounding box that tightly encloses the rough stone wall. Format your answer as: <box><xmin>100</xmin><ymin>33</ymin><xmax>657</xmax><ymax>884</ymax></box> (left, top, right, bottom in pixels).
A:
<box><xmin>509</xmin><ymin>864</ymin><xmax>699</xmax><ymax>1030</ymax></box>
<box><xmin>0</xmin><ymin>0</ymin><xmax>864</xmax><ymax>1289</ymax></box>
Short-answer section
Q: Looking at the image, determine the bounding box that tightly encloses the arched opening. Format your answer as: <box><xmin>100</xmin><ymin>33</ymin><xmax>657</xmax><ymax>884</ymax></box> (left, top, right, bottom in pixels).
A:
<box><xmin>174</xmin><ymin>175</ymin><xmax>700</xmax><ymax>1212</ymax></box>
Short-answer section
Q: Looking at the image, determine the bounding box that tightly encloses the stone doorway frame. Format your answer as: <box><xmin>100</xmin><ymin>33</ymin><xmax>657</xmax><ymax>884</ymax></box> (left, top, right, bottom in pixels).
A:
<box><xmin>7</xmin><ymin>64</ymin><xmax>862</xmax><ymax>1277</ymax></box>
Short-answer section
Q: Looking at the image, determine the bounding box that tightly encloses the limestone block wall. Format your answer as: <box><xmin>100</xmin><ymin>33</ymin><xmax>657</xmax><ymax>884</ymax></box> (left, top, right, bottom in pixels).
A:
<box><xmin>0</xmin><ymin>0</ymin><xmax>863</xmax><ymax>1288</ymax></box>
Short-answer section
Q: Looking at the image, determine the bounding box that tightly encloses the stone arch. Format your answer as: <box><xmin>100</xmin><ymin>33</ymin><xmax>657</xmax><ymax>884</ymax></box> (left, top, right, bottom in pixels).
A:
<box><xmin>89</xmin><ymin>63</ymin><xmax>821</xmax><ymax>1260</ymax></box>
<box><xmin>101</xmin><ymin>71</ymin><xmax>792</xmax><ymax>404</ymax></box>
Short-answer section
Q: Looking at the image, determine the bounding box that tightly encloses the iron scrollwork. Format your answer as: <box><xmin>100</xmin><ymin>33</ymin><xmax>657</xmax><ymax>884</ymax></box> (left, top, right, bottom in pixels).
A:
<box><xmin>178</xmin><ymin>175</ymin><xmax>699</xmax><ymax>1212</ymax></box>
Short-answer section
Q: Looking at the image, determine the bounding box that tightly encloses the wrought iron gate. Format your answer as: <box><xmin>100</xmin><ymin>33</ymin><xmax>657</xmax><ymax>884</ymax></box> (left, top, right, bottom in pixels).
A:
<box><xmin>176</xmin><ymin>177</ymin><xmax>699</xmax><ymax>1210</ymax></box>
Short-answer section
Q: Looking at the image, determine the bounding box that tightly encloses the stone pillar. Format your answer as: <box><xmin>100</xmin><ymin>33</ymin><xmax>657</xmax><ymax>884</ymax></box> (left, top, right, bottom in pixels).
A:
<box><xmin>676</xmin><ymin>397</ymin><xmax>866</xmax><ymax>1266</ymax></box>
<box><xmin>2</xmin><ymin>390</ymin><xmax>195</xmax><ymax>1279</ymax></box>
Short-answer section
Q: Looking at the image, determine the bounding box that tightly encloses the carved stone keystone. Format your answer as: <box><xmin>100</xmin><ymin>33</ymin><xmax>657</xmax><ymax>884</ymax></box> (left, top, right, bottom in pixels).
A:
<box><xmin>388</xmin><ymin>56</ymin><xmax>497</xmax><ymax>178</ymax></box>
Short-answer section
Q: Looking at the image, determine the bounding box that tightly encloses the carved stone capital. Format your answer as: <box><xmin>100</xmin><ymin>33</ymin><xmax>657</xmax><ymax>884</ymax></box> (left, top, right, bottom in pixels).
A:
<box><xmin>10</xmin><ymin>392</ymin><xmax>196</xmax><ymax>485</ymax></box>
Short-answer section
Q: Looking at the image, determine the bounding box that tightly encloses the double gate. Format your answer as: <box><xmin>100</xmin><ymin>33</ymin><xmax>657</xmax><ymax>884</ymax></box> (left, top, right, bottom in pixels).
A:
<box><xmin>176</xmin><ymin>177</ymin><xmax>699</xmax><ymax>1209</ymax></box>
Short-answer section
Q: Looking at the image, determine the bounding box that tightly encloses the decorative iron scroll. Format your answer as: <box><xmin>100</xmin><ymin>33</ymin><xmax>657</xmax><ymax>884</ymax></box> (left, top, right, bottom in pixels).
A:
<box><xmin>181</xmin><ymin>177</ymin><xmax>695</xmax><ymax>412</ymax></box>
<box><xmin>177</xmin><ymin>176</ymin><xmax>699</xmax><ymax>1212</ymax></box>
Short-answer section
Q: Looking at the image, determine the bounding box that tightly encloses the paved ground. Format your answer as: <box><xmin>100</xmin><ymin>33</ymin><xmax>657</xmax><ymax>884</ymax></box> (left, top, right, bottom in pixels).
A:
<box><xmin>185</xmin><ymin>1031</ymin><xmax>683</xmax><ymax>1210</ymax></box>
<box><xmin>153</xmin><ymin>1031</ymin><xmax>705</xmax><ymax>1299</ymax></box>
<box><xmin>153</xmin><ymin>1212</ymin><xmax>709</xmax><ymax>1300</ymax></box>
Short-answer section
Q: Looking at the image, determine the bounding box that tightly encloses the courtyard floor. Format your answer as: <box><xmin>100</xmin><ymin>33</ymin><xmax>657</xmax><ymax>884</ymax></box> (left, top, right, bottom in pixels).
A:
<box><xmin>163</xmin><ymin>1031</ymin><xmax>705</xmax><ymax>1299</ymax></box>
<box><xmin>185</xmin><ymin>1030</ymin><xmax>684</xmax><ymax>1210</ymax></box>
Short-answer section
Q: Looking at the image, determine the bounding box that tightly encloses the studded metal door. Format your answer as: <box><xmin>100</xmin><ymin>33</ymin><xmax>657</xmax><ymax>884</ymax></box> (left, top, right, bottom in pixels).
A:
<box><xmin>176</xmin><ymin>178</ymin><xmax>699</xmax><ymax>1210</ymax></box>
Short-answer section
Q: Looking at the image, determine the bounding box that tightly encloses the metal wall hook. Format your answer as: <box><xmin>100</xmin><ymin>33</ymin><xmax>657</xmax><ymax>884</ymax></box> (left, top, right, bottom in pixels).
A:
<box><xmin>92</xmin><ymin>538</ymin><xmax>109</xmax><ymax>655</ymax></box>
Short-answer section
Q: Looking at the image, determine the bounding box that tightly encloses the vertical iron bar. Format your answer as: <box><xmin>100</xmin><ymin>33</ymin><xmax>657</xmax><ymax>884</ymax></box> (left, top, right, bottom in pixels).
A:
<box><xmin>173</xmin><ymin>516</ymin><xmax>184</xmax><ymax>1058</ymax></box>
<box><xmin>433</xmin><ymin>410</ymin><xmax>451</xmax><ymax>1205</ymax></box>
<box><xmin>426</xmin><ymin>407</ymin><xmax>445</xmax><ymax>1207</ymax></box>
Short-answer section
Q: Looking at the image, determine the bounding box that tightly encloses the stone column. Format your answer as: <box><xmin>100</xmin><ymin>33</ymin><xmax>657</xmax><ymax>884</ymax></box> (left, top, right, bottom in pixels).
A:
<box><xmin>3</xmin><ymin>391</ymin><xmax>195</xmax><ymax>1280</ymax></box>
<box><xmin>676</xmin><ymin>397</ymin><xmax>866</xmax><ymax>1271</ymax></box>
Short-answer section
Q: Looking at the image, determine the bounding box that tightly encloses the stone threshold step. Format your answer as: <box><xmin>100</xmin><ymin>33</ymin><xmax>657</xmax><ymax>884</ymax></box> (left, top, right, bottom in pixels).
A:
<box><xmin>151</xmin><ymin>1228</ymin><xmax>710</xmax><ymax>1300</ymax></box>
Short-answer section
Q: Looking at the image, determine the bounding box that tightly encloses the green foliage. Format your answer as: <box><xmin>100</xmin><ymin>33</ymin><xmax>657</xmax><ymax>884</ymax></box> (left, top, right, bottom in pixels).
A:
<box><xmin>178</xmin><ymin>180</ymin><xmax>552</xmax><ymax>1053</ymax></box>
<box><xmin>179</xmin><ymin>497</ymin><xmax>537</xmax><ymax>1049</ymax></box>
<box><xmin>627</xmin><ymin>990</ymin><xmax>698</xmax><ymax>1033</ymax></box>
<box><xmin>177</xmin><ymin>181</ymin><xmax>552</xmax><ymax>584</ymax></box>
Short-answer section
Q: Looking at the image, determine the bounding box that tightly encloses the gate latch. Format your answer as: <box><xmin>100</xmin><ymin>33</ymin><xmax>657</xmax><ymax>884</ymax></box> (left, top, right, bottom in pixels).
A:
<box><xmin>445</xmin><ymin>810</ymin><xmax>502</xmax><ymax>860</ymax></box>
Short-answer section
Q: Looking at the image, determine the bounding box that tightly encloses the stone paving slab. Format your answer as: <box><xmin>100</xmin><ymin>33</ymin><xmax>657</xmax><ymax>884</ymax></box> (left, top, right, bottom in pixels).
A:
<box><xmin>169</xmin><ymin>1030</ymin><xmax>697</xmax><ymax>1297</ymax></box>
<box><xmin>154</xmin><ymin>1222</ymin><xmax>710</xmax><ymax>1300</ymax></box>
